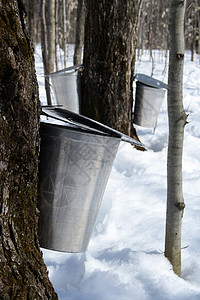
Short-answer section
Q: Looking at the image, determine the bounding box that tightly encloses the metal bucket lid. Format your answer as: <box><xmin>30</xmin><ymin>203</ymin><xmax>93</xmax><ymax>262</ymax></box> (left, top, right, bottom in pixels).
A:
<box><xmin>47</xmin><ymin>65</ymin><xmax>83</xmax><ymax>77</ymax></box>
<box><xmin>134</xmin><ymin>73</ymin><xmax>168</xmax><ymax>90</ymax></box>
<box><xmin>41</xmin><ymin>107</ymin><xmax>145</xmax><ymax>149</ymax></box>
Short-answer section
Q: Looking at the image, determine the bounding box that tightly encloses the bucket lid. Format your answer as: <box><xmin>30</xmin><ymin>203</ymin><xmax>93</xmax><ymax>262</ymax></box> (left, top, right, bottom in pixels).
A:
<box><xmin>41</xmin><ymin>107</ymin><xmax>145</xmax><ymax>149</ymax></box>
<box><xmin>134</xmin><ymin>73</ymin><xmax>168</xmax><ymax>90</ymax></box>
<box><xmin>46</xmin><ymin>65</ymin><xmax>83</xmax><ymax>77</ymax></box>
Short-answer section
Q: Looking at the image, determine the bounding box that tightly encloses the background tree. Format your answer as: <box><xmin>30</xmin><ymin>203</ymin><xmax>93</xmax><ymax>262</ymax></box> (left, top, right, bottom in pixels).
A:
<box><xmin>24</xmin><ymin>0</ymin><xmax>40</xmax><ymax>48</ymax></box>
<box><xmin>82</xmin><ymin>0</ymin><xmax>140</xmax><ymax>136</ymax></box>
<box><xmin>23</xmin><ymin>0</ymin><xmax>200</xmax><ymax>69</ymax></box>
<box><xmin>40</xmin><ymin>0</ymin><xmax>52</xmax><ymax>105</ymax></box>
<box><xmin>0</xmin><ymin>1</ymin><xmax>57</xmax><ymax>298</ymax></box>
<box><xmin>46</xmin><ymin>0</ymin><xmax>56</xmax><ymax>73</ymax></box>
<box><xmin>165</xmin><ymin>0</ymin><xmax>187</xmax><ymax>277</ymax></box>
<box><xmin>185</xmin><ymin>0</ymin><xmax>200</xmax><ymax>61</ymax></box>
<box><xmin>73</xmin><ymin>0</ymin><xmax>85</xmax><ymax>65</ymax></box>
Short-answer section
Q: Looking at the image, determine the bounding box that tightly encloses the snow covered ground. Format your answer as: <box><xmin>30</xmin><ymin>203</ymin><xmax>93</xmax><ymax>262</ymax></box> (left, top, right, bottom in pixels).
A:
<box><xmin>35</xmin><ymin>46</ymin><xmax>200</xmax><ymax>299</ymax></box>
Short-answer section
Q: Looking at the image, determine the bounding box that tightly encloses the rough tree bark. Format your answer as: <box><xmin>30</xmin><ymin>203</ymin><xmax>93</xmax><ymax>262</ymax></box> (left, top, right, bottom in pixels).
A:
<box><xmin>165</xmin><ymin>0</ymin><xmax>187</xmax><ymax>277</ymax></box>
<box><xmin>0</xmin><ymin>1</ymin><xmax>57</xmax><ymax>298</ymax></box>
<box><xmin>82</xmin><ymin>0</ymin><xmax>139</xmax><ymax>136</ymax></box>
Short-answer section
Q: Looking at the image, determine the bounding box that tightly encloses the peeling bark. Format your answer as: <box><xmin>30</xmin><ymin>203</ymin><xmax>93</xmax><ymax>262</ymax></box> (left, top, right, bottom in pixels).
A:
<box><xmin>0</xmin><ymin>1</ymin><xmax>57</xmax><ymax>298</ymax></box>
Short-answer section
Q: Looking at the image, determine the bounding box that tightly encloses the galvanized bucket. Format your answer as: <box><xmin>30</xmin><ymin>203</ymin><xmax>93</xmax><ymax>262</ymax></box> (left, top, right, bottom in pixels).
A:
<box><xmin>48</xmin><ymin>65</ymin><xmax>82</xmax><ymax>113</ymax></box>
<box><xmin>38</xmin><ymin>108</ymin><xmax>144</xmax><ymax>253</ymax></box>
<box><xmin>133</xmin><ymin>74</ymin><xmax>167</xmax><ymax>128</ymax></box>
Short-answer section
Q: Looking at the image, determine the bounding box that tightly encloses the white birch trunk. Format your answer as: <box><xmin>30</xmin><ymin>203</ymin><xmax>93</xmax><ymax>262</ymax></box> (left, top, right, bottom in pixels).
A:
<box><xmin>165</xmin><ymin>0</ymin><xmax>187</xmax><ymax>277</ymax></box>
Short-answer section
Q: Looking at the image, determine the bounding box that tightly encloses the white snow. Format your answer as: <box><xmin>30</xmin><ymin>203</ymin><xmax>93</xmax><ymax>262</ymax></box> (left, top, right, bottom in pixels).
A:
<box><xmin>35</xmin><ymin>46</ymin><xmax>200</xmax><ymax>299</ymax></box>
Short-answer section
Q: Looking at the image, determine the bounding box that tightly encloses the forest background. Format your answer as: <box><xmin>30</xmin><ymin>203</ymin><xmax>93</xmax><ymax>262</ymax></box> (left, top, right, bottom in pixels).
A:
<box><xmin>25</xmin><ymin>0</ymin><xmax>200</xmax><ymax>77</ymax></box>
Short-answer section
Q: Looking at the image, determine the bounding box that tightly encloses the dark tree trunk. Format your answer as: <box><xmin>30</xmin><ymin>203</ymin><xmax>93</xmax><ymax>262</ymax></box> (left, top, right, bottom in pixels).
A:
<box><xmin>0</xmin><ymin>1</ymin><xmax>57</xmax><ymax>298</ymax></box>
<box><xmin>82</xmin><ymin>0</ymin><xmax>139</xmax><ymax>136</ymax></box>
<box><xmin>25</xmin><ymin>0</ymin><xmax>40</xmax><ymax>48</ymax></box>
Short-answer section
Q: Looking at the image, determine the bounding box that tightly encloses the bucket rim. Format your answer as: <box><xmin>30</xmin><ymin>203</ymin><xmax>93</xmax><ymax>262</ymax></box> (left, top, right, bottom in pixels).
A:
<box><xmin>41</xmin><ymin>107</ymin><xmax>145</xmax><ymax>149</ymax></box>
<box><xmin>134</xmin><ymin>73</ymin><xmax>168</xmax><ymax>90</ymax></box>
<box><xmin>40</xmin><ymin>121</ymin><xmax>122</xmax><ymax>142</ymax></box>
<box><xmin>45</xmin><ymin>65</ymin><xmax>83</xmax><ymax>77</ymax></box>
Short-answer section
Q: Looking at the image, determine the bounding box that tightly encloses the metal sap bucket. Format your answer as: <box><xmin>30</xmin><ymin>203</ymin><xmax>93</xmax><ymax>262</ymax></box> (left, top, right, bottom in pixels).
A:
<box><xmin>133</xmin><ymin>74</ymin><xmax>168</xmax><ymax>128</ymax></box>
<box><xmin>38</xmin><ymin>108</ymin><xmax>144</xmax><ymax>253</ymax></box>
<box><xmin>48</xmin><ymin>65</ymin><xmax>82</xmax><ymax>113</ymax></box>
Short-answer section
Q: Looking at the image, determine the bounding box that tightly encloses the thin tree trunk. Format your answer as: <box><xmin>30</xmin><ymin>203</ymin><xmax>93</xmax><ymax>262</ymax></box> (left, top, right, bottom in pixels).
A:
<box><xmin>55</xmin><ymin>0</ymin><xmax>59</xmax><ymax>70</ymax></box>
<box><xmin>165</xmin><ymin>0</ymin><xmax>187</xmax><ymax>277</ymax></box>
<box><xmin>66</xmin><ymin>2</ymin><xmax>71</xmax><ymax>58</ymax></box>
<box><xmin>46</xmin><ymin>0</ymin><xmax>56</xmax><ymax>73</ymax></box>
<box><xmin>197</xmin><ymin>0</ymin><xmax>200</xmax><ymax>55</ymax></box>
<box><xmin>73</xmin><ymin>0</ymin><xmax>85</xmax><ymax>65</ymax></box>
<box><xmin>40</xmin><ymin>0</ymin><xmax>52</xmax><ymax>105</ymax></box>
<box><xmin>0</xmin><ymin>1</ymin><xmax>57</xmax><ymax>297</ymax></box>
<box><xmin>63</xmin><ymin>0</ymin><xmax>67</xmax><ymax>68</ymax></box>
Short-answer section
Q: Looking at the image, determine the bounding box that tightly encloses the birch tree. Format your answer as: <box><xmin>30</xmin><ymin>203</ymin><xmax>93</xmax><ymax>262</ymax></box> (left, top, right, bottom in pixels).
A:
<box><xmin>165</xmin><ymin>0</ymin><xmax>187</xmax><ymax>277</ymax></box>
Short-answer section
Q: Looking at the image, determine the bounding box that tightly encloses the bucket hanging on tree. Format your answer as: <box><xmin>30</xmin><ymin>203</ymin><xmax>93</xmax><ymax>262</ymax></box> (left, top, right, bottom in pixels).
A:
<box><xmin>38</xmin><ymin>108</ymin><xmax>144</xmax><ymax>253</ymax></box>
<box><xmin>133</xmin><ymin>73</ymin><xmax>168</xmax><ymax>128</ymax></box>
<box><xmin>47</xmin><ymin>65</ymin><xmax>82</xmax><ymax>113</ymax></box>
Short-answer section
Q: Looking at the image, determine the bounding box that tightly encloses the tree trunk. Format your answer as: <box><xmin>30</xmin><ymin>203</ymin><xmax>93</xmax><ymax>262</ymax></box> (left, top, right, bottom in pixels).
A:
<box><xmin>73</xmin><ymin>0</ymin><xmax>85</xmax><ymax>65</ymax></box>
<box><xmin>25</xmin><ymin>0</ymin><xmax>40</xmax><ymax>49</ymax></box>
<box><xmin>0</xmin><ymin>1</ymin><xmax>57</xmax><ymax>298</ymax></box>
<box><xmin>55</xmin><ymin>0</ymin><xmax>59</xmax><ymax>70</ymax></box>
<box><xmin>82</xmin><ymin>0</ymin><xmax>139</xmax><ymax>136</ymax></box>
<box><xmin>63</xmin><ymin>0</ymin><xmax>67</xmax><ymax>67</ymax></box>
<box><xmin>40</xmin><ymin>0</ymin><xmax>52</xmax><ymax>105</ymax></box>
<box><xmin>165</xmin><ymin>0</ymin><xmax>187</xmax><ymax>277</ymax></box>
<box><xmin>46</xmin><ymin>0</ymin><xmax>56</xmax><ymax>73</ymax></box>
